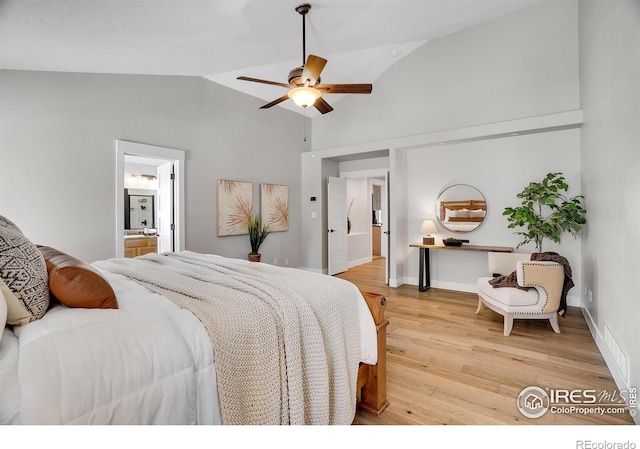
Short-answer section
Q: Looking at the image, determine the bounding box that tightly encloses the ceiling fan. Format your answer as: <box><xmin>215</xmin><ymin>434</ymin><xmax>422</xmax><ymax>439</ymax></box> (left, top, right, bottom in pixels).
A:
<box><xmin>237</xmin><ymin>3</ymin><xmax>373</xmax><ymax>114</ymax></box>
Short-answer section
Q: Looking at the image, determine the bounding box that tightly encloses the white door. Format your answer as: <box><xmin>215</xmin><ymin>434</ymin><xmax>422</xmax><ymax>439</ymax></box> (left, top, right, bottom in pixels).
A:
<box><xmin>327</xmin><ymin>176</ymin><xmax>348</xmax><ymax>275</ymax></box>
<box><xmin>157</xmin><ymin>161</ymin><xmax>174</xmax><ymax>253</ymax></box>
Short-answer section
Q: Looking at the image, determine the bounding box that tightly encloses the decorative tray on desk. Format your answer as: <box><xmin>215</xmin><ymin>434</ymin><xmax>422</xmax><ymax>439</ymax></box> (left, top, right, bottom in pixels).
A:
<box><xmin>443</xmin><ymin>238</ymin><xmax>469</xmax><ymax>247</ymax></box>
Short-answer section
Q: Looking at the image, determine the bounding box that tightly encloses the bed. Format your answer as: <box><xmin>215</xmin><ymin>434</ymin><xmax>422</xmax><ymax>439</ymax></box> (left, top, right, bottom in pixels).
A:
<box><xmin>0</xmin><ymin>216</ymin><xmax>388</xmax><ymax>425</ymax></box>
<box><xmin>439</xmin><ymin>199</ymin><xmax>486</xmax><ymax>232</ymax></box>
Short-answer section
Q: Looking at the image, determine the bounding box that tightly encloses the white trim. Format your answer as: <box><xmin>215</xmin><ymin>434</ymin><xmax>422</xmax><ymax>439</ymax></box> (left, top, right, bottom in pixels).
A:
<box><xmin>349</xmin><ymin>256</ymin><xmax>373</xmax><ymax>269</ymax></box>
<box><xmin>116</xmin><ymin>140</ymin><xmax>185</xmax><ymax>258</ymax></box>
<box><xmin>299</xmin><ymin>267</ymin><xmax>327</xmax><ymax>275</ymax></box>
<box><xmin>313</xmin><ymin>110</ymin><xmax>583</xmax><ymax>156</ymax></box>
<box><xmin>339</xmin><ymin>168</ymin><xmax>389</xmax><ymax>179</ymax></box>
<box><xmin>401</xmin><ymin>276</ymin><xmax>583</xmax><ymax>306</ymax></box>
<box><xmin>401</xmin><ymin>277</ymin><xmax>477</xmax><ymax>293</ymax></box>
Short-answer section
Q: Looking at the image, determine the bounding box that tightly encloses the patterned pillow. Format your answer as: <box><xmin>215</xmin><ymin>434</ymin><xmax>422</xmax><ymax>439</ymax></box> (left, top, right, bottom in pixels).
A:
<box><xmin>0</xmin><ymin>227</ymin><xmax>50</xmax><ymax>325</ymax></box>
<box><xmin>0</xmin><ymin>216</ymin><xmax>22</xmax><ymax>235</ymax></box>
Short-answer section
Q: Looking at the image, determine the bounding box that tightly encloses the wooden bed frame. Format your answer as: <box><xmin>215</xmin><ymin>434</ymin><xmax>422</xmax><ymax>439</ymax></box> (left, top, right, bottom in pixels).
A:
<box><xmin>440</xmin><ymin>199</ymin><xmax>486</xmax><ymax>223</ymax></box>
<box><xmin>356</xmin><ymin>292</ymin><xmax>389</xmax><ymax>416</ymax></box>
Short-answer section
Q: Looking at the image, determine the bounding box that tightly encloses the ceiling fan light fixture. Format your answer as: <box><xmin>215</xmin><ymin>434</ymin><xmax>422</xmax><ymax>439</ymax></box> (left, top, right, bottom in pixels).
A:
<box><xmin>288</xmin><ymin>86</ymin><xmax>321</xmax><ymax>108</ymax></box>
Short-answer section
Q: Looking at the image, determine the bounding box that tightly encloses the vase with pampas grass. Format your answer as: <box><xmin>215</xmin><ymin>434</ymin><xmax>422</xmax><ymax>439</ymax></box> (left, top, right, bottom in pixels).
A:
<box><xmin>347</xmin><ymin>198</ymin><xmax>354</xmax><ymax>234</ymax></box>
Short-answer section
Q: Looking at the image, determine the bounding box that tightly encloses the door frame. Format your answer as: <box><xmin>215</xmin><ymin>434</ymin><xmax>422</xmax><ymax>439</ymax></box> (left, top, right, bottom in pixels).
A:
<box><xmin>341</xmin><ymin>169</ymin><xmax>390</xmax><ymax>283</ymax></box>
<box><xmin>115</xmin><ymin>140</ymin><xmax>185</xmax><ymax>258</ymax></box>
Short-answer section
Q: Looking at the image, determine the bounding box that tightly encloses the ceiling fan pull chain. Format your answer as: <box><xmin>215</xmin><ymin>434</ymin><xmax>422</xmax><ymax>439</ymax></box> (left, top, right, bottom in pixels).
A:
<box><xmin>303</xmin><ymin>107</ymin><xmax>308</xmax><ymax>142</ymax></box>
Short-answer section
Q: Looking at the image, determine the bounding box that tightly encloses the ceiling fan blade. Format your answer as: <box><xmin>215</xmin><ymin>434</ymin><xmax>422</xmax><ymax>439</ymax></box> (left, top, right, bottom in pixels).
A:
<box><xmin>260</xmin><ymin>94</ymin><xmax>290</xmax><ymax>109</ymax></box>
<box><xmin>316</xmin><ymin>83</ymin><xmax>373</xmax><ymax>94</ymax></box>
<box><xmin>316</xmin><ymin>84</ymin><xmax>373</xmax><ymax>94</ymax></box>
<box><xmin>313</xmin><ymin>96</ymin><xmax>334</xmax><ymax>114</ymax></box>
<box><xmin>237</xmin><ymin>76</ymin><xmax>291</xmax><ymax>88</ymax></box>
<box><xmin>301</xmin><ymin>55</ymin><xmax>327</xmax><ymax>86</ymax></box>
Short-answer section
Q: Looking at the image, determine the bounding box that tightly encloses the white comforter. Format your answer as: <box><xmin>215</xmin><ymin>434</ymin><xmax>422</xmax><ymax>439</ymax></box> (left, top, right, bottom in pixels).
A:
<box><xmin>12</xmin><ymin>271</ymin><xmax>221</xmax><ymax>424</ymax></box>
<box><xmin>1</xmin><ymin>258</ymin><xmax>377</xmax><ymax>425</ymax></box>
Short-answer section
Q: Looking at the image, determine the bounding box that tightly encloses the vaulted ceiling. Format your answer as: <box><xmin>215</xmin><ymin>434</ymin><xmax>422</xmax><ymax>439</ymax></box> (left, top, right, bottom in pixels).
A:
<box><xmin>0</xmin><ymin>0</ymin><xmax>536</xmax><ymax>115</ymax></box>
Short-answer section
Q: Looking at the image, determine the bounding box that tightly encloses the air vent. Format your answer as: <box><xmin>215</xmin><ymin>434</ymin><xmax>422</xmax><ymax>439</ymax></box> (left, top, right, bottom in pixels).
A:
<box><xmin>603</xmin><ymin>321</ymin><xmax>628</xmax><ymax>384</ymax></box>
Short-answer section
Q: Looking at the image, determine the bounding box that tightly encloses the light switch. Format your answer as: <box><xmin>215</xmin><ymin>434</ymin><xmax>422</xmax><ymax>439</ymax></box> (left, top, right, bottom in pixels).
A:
<box><xmin>311</xmin><ymin>212</ymin><xmax>317</xmax><ymax>219</ymax></box>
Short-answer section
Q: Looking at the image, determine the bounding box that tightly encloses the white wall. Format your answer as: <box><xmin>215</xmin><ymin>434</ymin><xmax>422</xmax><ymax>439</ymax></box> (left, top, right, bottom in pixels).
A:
<box><xmin>403</xmin><ymin>129</ymin><xmax>582</xmax><ymax>301</ymax></box>
<box><xmin>346</xmin><ymin>178</ymin><xmax>370</xmax><ymax>235</ymax></box>
<box><xmin>312</xmin><ymin>0</ymin><xmax>579</xmax><ymax>150</ymax></box>
<box><xmin>346</xmin><ymin>177</ymin><xmax>372</xmax><ymax>267</ymax></box>
<box><xmin>0</xmin><ymin>70</ymin><xmax>308</xmax><ymax>266</ymax></box>
<box><xmin>579</xmin><ymin>0</ymin><xmax>640</xmax><ymax>416</ymax></box>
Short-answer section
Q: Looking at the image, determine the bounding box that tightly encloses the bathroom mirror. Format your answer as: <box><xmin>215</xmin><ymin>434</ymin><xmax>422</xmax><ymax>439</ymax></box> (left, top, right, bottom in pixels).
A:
<box><xmin>124</xmin><ymin>190</ymin><xmax>155</xmax><ymax>229</ymax></box>
<box><xmin>435</xmin><ymin>184</ymin><xmax>486</xmax><ymax>233</ymax></box>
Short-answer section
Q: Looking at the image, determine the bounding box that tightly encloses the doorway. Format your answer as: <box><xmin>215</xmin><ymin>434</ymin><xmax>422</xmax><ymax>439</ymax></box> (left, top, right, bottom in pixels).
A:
<box><xmin>371</xmin><ymin>177</ymin><xmax>388</xmax><ymax>261</ymax></box>
<box><xmin>329</xmin><ymin>172</ymin><xmax>389</xmax><ymax>283</ymax></box>
<box><xmin>115</xmin><ymin>140</ymin><xmax>185</xmax><ymax>258</ymax></box>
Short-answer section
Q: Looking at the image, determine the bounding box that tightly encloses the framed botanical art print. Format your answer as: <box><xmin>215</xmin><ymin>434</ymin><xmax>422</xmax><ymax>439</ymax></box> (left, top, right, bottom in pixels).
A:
<box><xmin>217</xmin><ymin>180</ymin><xmax>253</xmax><ymax>236</ymax></box>
<box><xmin>260</xmin><ymin>184</ymin><xmax>288</xmax><ymax>232</ymax></box>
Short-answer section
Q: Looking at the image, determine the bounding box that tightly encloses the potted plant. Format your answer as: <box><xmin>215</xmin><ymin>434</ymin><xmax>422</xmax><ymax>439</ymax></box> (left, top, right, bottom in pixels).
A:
<box><xmin>247</xmin><ymin>215</ymin><xmax>270</xmax><ymax>262</ymax></box>
<box><xmin>503</xmin><ymin>172</ymin><xmax>586</xmax><ymax>253</ymax></box>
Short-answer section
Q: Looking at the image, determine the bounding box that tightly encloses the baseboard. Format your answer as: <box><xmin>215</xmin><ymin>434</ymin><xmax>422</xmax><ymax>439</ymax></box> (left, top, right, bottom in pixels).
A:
<box><xmin>581</xmin><ymin>304</ymin><xmax>639</xmax><ymax>425</ymax></box>
<box><xmin>349</xmin><ymin>256</ymin><xmax>373</xmax><ymax>269</ymax></box>
<box><xmin>299</xmin><ymin>267</ymin><xmax>326</xmax><ymax>274</ymax></box>
<box><xmin>400</xmin><ymin>277</ymin><xmax>581</xmax><ymax>306</ymax></box>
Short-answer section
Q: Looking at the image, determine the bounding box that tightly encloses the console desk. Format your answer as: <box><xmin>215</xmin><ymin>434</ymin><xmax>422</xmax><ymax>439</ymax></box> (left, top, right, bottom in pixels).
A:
<box><xmin>409</xmin><ymin>243</ymin><xmax>512</xmax><ymax>292</ymax></box>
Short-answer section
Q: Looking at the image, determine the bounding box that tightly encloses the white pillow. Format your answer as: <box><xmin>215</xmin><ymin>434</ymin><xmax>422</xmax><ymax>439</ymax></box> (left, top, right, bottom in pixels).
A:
<box><xmin>0</xmin><ymin>282</ymin><xmax>7</xmax><ymax>344</ymax></box>
<box><xmin>444</xmin><ymin>208</ymin><xmax>453</xmax><ymax>222</ymax></box>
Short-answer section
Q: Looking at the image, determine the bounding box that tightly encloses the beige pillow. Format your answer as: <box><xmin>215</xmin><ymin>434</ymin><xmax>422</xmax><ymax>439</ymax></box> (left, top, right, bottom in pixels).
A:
<box><xmin>0</xmin><ymin>277</ymin><xmax>31</xmax><ymax>326</ymax></box>
<box><xmin>0</xmin><ymin>227</ymin><xmax>50</xmax><ymax>325</ymax></box>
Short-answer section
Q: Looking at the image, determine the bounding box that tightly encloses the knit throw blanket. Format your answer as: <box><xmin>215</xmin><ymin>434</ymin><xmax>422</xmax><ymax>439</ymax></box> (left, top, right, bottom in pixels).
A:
<box><xmin>94</xmin><ymin>251</ymin><xmax>361</xmax><ymax>425</ymax></box>
<box><xmin>488</xmin><ymin>252</ymin><xmax>574</xmax><ymax>316</ymax></box>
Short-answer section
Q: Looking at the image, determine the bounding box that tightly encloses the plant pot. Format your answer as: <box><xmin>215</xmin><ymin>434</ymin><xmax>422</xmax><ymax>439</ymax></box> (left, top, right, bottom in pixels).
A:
<box><xmin>248</xmin><ymin>253</ymin><xmax>261</xmax><ymax>262</ymax></box>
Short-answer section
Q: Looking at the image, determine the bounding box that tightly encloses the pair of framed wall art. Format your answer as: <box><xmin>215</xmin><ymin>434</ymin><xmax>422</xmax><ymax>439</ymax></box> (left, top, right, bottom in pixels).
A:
<box><xmin>216</xmin><ymin>180</ymin><xmax>288</xmax><ymax>236</ymax></box>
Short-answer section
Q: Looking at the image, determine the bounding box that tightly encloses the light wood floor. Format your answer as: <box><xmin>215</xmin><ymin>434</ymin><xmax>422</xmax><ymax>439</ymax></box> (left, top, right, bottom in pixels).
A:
<box><xmin>337</xmin><ymin>258</ymin><xmax>634</xmax><ymax>425</ymax></box>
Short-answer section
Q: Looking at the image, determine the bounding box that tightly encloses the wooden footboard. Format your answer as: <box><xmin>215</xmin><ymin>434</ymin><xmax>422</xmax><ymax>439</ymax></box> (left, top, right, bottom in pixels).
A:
<box><xmin>357</xmin><ymin>292</ymin><xmax>389</xmax><ymax>416</ymax></box>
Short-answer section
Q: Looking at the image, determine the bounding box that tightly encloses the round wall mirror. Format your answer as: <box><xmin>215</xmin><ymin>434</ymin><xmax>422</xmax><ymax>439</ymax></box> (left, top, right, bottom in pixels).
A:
<box><xmin>435</xmin><ymin>184</ymin><xmax>487</xmax><ymax>233</ymax></box>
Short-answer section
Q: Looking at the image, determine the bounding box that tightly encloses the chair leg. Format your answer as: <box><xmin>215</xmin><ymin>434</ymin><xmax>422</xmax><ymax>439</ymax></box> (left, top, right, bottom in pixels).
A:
<box><xmin>503</xmin><ymin>315</ymin><xmax>514</xmax><ymax>336</ymax></box>
<box><xmin>549</xmin><ymin>313</ymin><xmax>561</xmax><ymax>334</ymax></box>
<box><xmin>475</xmin><ymin>297</ymin><xmax>485</xmax><ymax>314</ymax></box>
